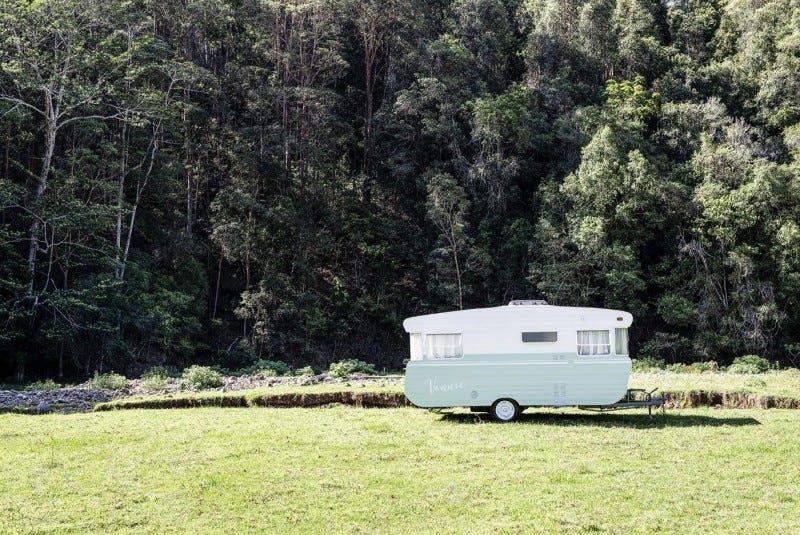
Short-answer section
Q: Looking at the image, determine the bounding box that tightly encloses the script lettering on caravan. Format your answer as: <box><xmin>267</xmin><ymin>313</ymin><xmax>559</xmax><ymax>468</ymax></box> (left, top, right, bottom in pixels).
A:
<box><xmin>428</xmin><ymin>377</ymin><xmax>464</xmax><ymax>395</ymax></box>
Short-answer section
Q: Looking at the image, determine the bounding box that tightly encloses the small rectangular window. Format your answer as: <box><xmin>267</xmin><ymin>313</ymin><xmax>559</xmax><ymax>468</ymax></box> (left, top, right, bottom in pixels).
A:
<box><xmin>409</xmin><ymin>333</ymin><xmax>423</xmax><ymax>360</ymax></box>
<box><xmin>577</xmin><ymin>330</ymin><xmax>610</xmax><ymax>355</ymax></box>
<box><xmin>615</xmin><ymin>328</ymin><xmax>629</xmax><ymax>355</ymax></box>
<box><xmin>426</xmin><ymin>333</ymin><xmax>463</xmax><ymax>359</ymax></box>
<box><xmin>522</xmin><ymin>331</ymin><xmax>558</xmax><ymax>343</ymax></box>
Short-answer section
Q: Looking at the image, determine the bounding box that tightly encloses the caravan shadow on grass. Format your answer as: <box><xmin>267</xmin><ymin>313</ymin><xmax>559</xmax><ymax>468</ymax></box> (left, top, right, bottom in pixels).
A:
<box><xmin>438</xmin><ymin>410</ymin><xmax>761</xmax><ymax>428</ymax></box>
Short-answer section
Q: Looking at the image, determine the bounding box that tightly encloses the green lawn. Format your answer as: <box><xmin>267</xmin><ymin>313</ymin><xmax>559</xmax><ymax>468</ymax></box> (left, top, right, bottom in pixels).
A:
<box><xmin>1</xmin><ymin>407</ymin><xmax>798</xmax><ymax>533</ymax></box>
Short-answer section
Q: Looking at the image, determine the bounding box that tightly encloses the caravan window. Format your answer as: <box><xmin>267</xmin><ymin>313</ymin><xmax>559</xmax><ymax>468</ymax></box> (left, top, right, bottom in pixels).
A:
<box><xmin>615</xmin><ymin>328</ymin><xmax>629</xmax><ymax>355</ymax></box>
<box><xmin>576</xmin><ymin>330</ymin><xmax>610</xmax><ymax>355</ymax></box>
<box><xmin>409</xmin><ymin>334</ymin><xmax>423</xmax><ymax>360</ymax></box>
<box><xmin>426</xmin><ymin>334</ymin><xmax>463</xmax><ymax>359</ymax></box>
<box><xmin>522</xmin><ymin>331</ymin><xmax>558</xmax><ymax>343</ymax></box>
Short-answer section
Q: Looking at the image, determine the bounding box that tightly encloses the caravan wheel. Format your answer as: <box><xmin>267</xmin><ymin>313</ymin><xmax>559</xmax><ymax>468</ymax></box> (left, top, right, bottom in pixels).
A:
<box><xmin>490</xmin><ymin>399</ymin><xmax>519</xmax><ymax>422</ymax></box>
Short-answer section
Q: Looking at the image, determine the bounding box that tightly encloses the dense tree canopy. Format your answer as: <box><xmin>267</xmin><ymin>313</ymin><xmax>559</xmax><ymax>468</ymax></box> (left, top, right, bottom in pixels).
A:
<box><xmin>1</xmin><ymin>0</ymin><xmax>799</xmax><ymax>380</ymax></box>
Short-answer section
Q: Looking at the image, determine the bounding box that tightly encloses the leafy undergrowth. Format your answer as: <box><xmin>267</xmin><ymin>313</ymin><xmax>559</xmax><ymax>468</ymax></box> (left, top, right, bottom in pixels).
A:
<box><xmin>1</xmin><ymin>407</ymin><xmax>798</xmax><ymax>533</ymax></box>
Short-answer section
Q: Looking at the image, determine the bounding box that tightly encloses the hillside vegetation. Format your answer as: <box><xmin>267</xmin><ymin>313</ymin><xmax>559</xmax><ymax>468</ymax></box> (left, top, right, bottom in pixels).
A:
<box><xmin>2</xmin><ymin>0</ymin><xmax>799</xmax><ymax>380</ymax></box>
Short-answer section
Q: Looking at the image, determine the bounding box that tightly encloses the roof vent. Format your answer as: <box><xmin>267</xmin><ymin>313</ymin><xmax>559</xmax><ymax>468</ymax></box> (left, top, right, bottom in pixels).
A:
<box><xmin>508</xmin><ymin>299</ymin><xmax>549</xmax><ymax>306</ymax></box>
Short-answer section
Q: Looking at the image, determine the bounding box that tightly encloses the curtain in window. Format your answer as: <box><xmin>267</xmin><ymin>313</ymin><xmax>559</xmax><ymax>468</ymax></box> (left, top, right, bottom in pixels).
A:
<box><xmin>615</xmin><ymin>328</ymin><xmax>629</xmax><ymax>355</ymax></box>
<box><xmin>577</xmin><ymin>330</ymin><xmax>610</xmax><ymax>355</ymax></box>
<box><xmin>426</xmin><ymin>334</ymin><xmax>463</xmax><ymax>359</ymax></box>
<box><xmin>409</xmin><ymin>334</ymin><xmax>423</xmax><ymax>360</ymax></box>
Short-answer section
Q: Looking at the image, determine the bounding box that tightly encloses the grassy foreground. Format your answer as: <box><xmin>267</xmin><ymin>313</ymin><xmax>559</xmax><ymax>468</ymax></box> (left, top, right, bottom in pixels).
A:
<box><xmin>1</xmin><ymin>407</ymin><xmax>798</xmax><ymax>533</ymax></box>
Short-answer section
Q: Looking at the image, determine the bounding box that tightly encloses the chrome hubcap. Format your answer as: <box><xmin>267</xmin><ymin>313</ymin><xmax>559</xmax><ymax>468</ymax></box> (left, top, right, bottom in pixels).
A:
<box><xmin>495</xmin><ymin>400</ymin><xmax>516</xmax><ymax>421</ymax></box>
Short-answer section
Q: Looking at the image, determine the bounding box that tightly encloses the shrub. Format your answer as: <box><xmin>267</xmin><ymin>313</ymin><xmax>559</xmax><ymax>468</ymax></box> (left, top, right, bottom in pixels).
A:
<box><xmin>239</xmin><ymin>359</ymin><xmax>291</xmax><ymax>377</ymax></box>
<box><xmin>631</xmin><ymin>357</ymin><xmax>665</xmax><ymax>372</ymax></box>
<box><xmin>181</xmin><ymin>366</ymin><xmax>223</xmax><ymax>389</ymax></box>
<box><xmin>91</xmin><ymin>372</ymin><xmax>129</xmax><ymax>390</ymax></box>
<box><xmin>25</xmin><ymin>379</ymin><xmax>61</xmax><ymax>391</ymax></box>
<box><xmin>295</xmin><ymin>366</ymin><xmax>318</xmax><ymax>376</ymax></box>
<box><xmin>727</xmin><ymin>355</ymin><xmax>771</xmax><ymax>374</ymax></box>
<box><xmin>328</xmin><ymin>359</ymin><xmax>378</xmax><ymax>377</ymax></box>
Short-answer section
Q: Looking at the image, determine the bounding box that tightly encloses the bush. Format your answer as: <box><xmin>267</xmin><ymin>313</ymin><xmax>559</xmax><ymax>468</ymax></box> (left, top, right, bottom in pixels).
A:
<box><xmin>727</xmin><ymin>355</ymin><xmax>771</xmax><ymax>374</ymax></box>
<box><xmin>91</xmin><ymin>372</ymin><xmax>129</xmax><ymax>390</ymax></box>
<box><xmin>728</xmin><ymin>355</ymin><xmax>771</xmax><ymax>374</ymax></box>
<box><xmin>631</xmin><ymin>357</ymin><xmax>665</xmax><ymax>372</ymax></box>
<box><xmin>239</xmin><ymin>359</ymin><xmax>291</xmax><ymax>377</ymax></box>
<box><xmin>25</xmin><ymin>379</ymin><xmax>61</xmax><ymax>391</ymax></box>
<box><xmin>328</xmin><ymin>359</ymin><xmax>378</xmax><ymax>377</ymax></box>
<box><xmin>181</xmin><ymin>366</ymin><xmax>223</xmax><ymax>389</ymax></box>
<box><xmin>295</xmin><ymin>366</ymin><xmax>318</xmax><ymax>376</ymax></box>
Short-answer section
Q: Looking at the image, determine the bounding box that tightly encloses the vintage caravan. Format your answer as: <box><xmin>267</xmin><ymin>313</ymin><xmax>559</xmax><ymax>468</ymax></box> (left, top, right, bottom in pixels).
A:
<box><xmin>403</xmin><ymin>300</ymin><xmax>634</xmax><ymax>421</ymax></box>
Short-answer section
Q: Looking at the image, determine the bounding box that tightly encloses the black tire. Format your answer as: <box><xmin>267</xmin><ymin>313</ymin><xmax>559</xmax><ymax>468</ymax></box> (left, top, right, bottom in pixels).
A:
<box><xmin>490</xmin><ymin>398</ymin><xmax>519</xmax><ymax>422</ymax></box>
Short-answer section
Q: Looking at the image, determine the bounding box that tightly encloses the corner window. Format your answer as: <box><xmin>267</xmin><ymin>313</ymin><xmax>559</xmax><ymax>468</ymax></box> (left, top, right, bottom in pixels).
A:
<box><xmin>577</xmin><ymin>330</ymin><xmax>610</xmax><ymax>355</ymax></box>
<box><xmin>409</xmin><ymin>333</ymin><xmax>423</xmax><ymax>360</ymax></box>
<box><xmin>522</xmin><ymin>331</ymin><xmax>558</xmax><ymax>343</ymax></box>
<box><xmin>426</xmin><ymin>333</ymin><xmax>463</xmax><ymax>359</ymax></box>
<box><xmin>615</xmin><ymin>328</ymin><xmax>629</xmax><ymax>355</ymax></box>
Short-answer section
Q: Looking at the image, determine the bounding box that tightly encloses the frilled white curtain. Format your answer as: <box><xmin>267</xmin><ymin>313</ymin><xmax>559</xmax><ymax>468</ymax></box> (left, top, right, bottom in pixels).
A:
<box><xmin>409</xmin><ymin>334</ymin><xmax>423</xmax><ymax>360</ymax></box>
<box><xmin>577</xmin><ymin>330</ymin><xmax>610</xmax><ymax>355</ymax></box>
<box><xmin>615</xmin><ymin>328</ymin><xmax>629</xmax><ymax>355</ymax></box>
<box><xmin>426</xmin><ymin>334</ymin><xmax>463</xmax><ymax>359</ymax></box>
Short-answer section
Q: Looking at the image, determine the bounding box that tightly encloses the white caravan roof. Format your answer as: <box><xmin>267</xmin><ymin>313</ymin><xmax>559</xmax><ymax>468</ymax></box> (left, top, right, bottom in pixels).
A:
<box><xmin>403</xmin><ymin>303</ymin><xmax>633</xmax><ymax>333</ymax></box>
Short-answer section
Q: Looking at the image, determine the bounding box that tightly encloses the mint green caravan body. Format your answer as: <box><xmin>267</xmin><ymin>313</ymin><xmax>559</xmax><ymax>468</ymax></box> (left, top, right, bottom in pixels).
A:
<box><xmin>403</xmin><ymin>301</ymin><xmax>633</xmax><ymax>418</ymax></box>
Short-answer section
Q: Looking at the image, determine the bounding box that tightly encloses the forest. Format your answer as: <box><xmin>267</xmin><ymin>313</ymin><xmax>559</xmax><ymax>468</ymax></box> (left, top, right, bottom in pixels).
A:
<box><xmin>1</xmin><ymin>0</ymin><xmax>799</xmax><ymax>381</ymax></box>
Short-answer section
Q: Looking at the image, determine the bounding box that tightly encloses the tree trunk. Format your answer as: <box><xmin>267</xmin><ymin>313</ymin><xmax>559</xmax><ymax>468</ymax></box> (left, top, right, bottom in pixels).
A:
<box><xmin>27</xmin><ymin>96</ymin><xmax>58</xmax><ymax>295</ymax></box>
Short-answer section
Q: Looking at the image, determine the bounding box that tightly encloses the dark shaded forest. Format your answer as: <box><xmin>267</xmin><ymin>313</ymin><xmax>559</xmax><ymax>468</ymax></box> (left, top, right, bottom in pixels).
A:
<box><xmin>1</xmin><ymin>0</ymin><xmax>799</xmax><ymax>380</ymax></box>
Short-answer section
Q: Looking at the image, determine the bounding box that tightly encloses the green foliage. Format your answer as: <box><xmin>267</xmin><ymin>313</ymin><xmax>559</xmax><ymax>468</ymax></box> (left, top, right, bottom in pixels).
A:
<box><xmin>295</xmin><ymin>366</ymin><xmax>319</xmax><ymax>376</ymax></box>
<box><xmin>181</xmin><ymin>366</ymin><xmax>223</xmax><ymax>389</ymax></box>
<box><xmin>24</xmin><ymin>379</ymin><xmax>61</xmax><ymax>391</ymax></box>
<box><xmin>727</xmin><ymin>355</ymin><xmax>771</xmax><ymax>374</ymax></box>
<box><xmin>1</xmin><ymin>0</ymin><xmax>800</xmax><ymax>381</ymax></box>
<box><xmin>91</xmin><ymin>372</ymin><xmax>129</xmax><ymax>390</ymax></box>
<box><xmin>328</xmin><ymin>359</ymin><xmax>378</xmax><ymax>377</ymax></box>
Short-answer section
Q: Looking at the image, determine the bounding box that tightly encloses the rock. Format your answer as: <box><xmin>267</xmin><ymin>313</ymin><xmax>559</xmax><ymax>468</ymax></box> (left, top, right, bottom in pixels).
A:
<box><xmin>37</xmin><ymin>402</ymin><xmax>49</xmax><ymax>414</ymax></box>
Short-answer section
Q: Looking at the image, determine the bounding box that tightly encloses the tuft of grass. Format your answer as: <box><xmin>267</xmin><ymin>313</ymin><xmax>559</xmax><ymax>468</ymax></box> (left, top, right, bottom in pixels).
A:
<box><xmin>1</xmin><ymin>407</ymin><xmax>799</xmax><ymax>533</ymax></box>
<box><xmin>90</xmin><ymin>372</ymin><xmax>128</xmax><ymax>390</ymax></box>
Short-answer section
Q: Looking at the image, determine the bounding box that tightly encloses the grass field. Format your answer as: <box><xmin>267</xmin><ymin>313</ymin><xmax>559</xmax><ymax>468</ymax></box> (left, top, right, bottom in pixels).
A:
<box><xmin>1</xmin><ymin>406</ymin><xmax>798</xmax><ymax>533</ymax></box>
